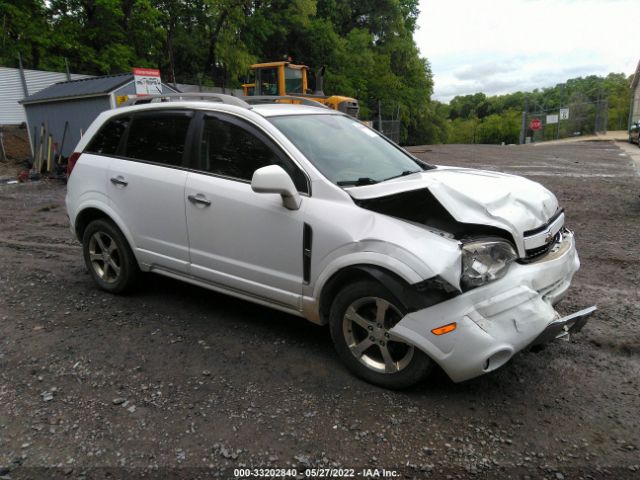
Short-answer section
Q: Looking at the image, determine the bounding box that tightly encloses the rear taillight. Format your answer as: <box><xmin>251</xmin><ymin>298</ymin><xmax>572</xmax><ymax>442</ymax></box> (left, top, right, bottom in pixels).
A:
<box><xmin>67</xmin><ymin>152</ymin><xmax>82</xmax><ymax>176</ymax></box>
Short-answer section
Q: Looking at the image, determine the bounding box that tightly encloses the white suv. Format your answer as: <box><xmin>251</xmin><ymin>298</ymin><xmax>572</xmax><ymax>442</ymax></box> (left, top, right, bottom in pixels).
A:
<box><xmin>65</xmin><ymin>94</ymin><xmax>595</xmax><ymax>389</ymax></box>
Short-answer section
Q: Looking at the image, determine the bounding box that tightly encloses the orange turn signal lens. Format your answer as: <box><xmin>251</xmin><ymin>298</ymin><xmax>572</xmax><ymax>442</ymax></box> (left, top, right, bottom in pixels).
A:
<box><xmin>431</xmin><ymin>322</ymin><xmax>457</xmax><ymax>336</ymax></box>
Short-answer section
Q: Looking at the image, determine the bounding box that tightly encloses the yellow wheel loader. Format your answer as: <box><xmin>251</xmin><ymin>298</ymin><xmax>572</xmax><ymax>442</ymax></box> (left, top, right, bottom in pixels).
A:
<box><xmin>242</xmin><ymin>61</ymin><xmax>359</xmax><ymax>117</ymax></box>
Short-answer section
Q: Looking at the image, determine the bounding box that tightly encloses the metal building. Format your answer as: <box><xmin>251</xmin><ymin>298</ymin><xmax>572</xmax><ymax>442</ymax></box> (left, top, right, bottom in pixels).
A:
<box><xmin>20</xmin><ymin>73</ymin><xmax>178</xmax><ymax>158</ymax></box>
<box><xmin>0</xmin><ymin>66</ymin><xmax>92</xmax><ymax>125</ymax></box>
<box><xmin>631</xmin><ymin>60</ymin><xmax>640</xmax><ymax>124</ymax></box>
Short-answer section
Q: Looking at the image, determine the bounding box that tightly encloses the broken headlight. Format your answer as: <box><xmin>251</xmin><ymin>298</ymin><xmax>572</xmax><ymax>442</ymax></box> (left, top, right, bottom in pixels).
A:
<box><xmin>461</xmin><ymin>240</ymin><xmax>517</xmax><ymax>289</ymax></box>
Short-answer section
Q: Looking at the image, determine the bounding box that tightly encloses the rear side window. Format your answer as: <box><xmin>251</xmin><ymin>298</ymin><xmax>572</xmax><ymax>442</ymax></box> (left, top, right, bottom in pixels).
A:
<box><xmin>200</xmin><ymin>116</ymin><xmax>308</xmax><ymax>193</ymax></box>
<box><xmin>124</xmin><ymin>113</ymin><xmax>191</xmax><ymax>166</ymax></box>
<box><xmin>86</xmin><ymin>117</ymin><xmax>130</xmax><ymax>154</ymax></box>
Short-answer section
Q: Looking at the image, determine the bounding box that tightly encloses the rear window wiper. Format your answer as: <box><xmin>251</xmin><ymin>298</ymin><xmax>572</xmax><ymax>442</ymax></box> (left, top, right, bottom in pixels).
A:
<box><xmin>337</xmin><ymin>177</ymin><xmax>379</xmax><ymax>187</ymax></box>
<box><xmin>382</xmin><ymin>170</ymin><xmax>422</xmax><ymax>182</ymax></box>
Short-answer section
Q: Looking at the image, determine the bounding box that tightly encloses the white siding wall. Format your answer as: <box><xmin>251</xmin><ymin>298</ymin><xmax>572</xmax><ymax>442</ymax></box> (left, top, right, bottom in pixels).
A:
<box><xmin>0</xmin><ymin>67</ymin><xmax>92</xmax><ymax>125</ymax></box>
<box><xmin>0</xmin><ymin>68</ymin><xmax>26</xmax><ymax>125</ymax></box>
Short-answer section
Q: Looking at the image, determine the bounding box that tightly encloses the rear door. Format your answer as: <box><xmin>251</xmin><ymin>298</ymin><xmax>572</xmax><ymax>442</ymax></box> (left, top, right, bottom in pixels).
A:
<box><xmin>108</xmin><ymin>110</ymin><xmax>194</xmax><ymax>273</ymax></box>
<box><xmin>185</xmin><ymin>112</ymin><xmax>310</xmax><ymax>308</ymax></box>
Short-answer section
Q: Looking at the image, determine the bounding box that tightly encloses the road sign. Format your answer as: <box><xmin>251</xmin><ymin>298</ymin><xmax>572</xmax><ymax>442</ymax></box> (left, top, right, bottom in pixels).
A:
<box><xmin>560</xmin><ymin>108</ymin><xmax>569</xmax><ymax>120</ymax></box>
<box><xmin>546</xmin><ymin>114</ymin><xmax>558</xmax><ymax>124</ymax></box>
<box><xmin>530</xmin><ymin>118</ymin><xmax>542</xmax><ymax>131</ymax></box>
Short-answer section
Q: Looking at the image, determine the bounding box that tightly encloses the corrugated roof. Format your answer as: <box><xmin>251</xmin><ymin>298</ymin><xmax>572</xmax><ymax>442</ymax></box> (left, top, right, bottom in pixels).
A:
<box><xmin>20</xmin><ymin>73</ymin><xmax>133</xmax><ymax>104</ymax></box>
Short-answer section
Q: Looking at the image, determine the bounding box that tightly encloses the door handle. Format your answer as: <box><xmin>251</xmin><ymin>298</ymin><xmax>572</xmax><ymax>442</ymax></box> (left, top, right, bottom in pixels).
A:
<box><xmin>188</xmin><ymin>194</ymin><xmax>211</xmax><ymax>206</ymax></box>
<box><xmin>110</xmin><ymin>176</ymin><xmax>128</xmax><ymax>187</ymax></box>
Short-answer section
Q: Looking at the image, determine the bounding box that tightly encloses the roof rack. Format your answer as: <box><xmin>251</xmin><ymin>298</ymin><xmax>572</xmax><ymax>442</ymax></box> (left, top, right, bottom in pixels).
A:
<box><xmin>118</xmin><ymin>93</ymin><xmax>328</xmax><ymax>110</ymax></box>
<box><xmin>243</xmin><ymin>95</ymin><xmax>328</xmax><ymax>108</ymax></box>
<box><xmin>119</xmin><ymin>93</ymin><xmax>249</xmax><ymax>108</ymax></box>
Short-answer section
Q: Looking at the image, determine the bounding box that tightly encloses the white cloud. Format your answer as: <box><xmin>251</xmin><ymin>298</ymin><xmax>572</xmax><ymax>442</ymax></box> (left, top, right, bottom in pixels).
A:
<box><xmin>416</xmin><ymin>0</ymin><xmax>638</xmax><ymax>101</ymax></box>
<box><xmin>453</xmin><ymin>61</ymin><xmax>519</xmax><ymax>81</ymax></box>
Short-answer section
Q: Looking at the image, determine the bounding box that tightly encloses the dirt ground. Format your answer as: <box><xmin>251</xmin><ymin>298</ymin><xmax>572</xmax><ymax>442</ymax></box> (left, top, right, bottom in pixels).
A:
<box><xmin>0</xmin><ymin>126</ymin><xmax>31</xmax><ymax>179</ymax></box>
<box><xmin>0</xmin><ymin>141</ymin><xmax>639</xmax><ymax>480</ymax></box>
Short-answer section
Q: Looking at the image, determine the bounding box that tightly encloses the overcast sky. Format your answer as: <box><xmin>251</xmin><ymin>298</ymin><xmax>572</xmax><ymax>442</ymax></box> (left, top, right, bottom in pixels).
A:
<box><xmin>415</xmin><ymin>0</ymin><xmax>638</xmax><ymax>102</ymax></box>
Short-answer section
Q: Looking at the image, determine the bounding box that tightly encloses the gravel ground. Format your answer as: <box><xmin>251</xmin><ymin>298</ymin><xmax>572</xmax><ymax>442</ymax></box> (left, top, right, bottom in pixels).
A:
<box><xmin>0</xmin><ymin>141</ymin><xmax>639</xmax><ymax>480</ymax></box>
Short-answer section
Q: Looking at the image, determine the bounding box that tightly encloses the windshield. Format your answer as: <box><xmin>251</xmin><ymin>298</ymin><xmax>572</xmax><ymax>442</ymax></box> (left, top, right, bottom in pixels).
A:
<box><xmin>269</xmin><ymin>114</ymin><xmax>431</xmax><ymax>186</ymax></box>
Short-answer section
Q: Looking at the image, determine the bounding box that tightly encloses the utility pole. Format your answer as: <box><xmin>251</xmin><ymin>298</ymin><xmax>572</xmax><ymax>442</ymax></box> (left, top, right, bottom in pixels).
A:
<box><xmin>594</xmin><ymin>89</ymin><xmax>601</xmax><ymax>133</ymax></box>
<box><xmin>519</xmin><ymin>100</ymin><xmax>528</xmax><ymax>145</ymax></box>
<box><xmin>557</xmin><ymin>84</ymin><xmax>563</xmax><ymax>140</ymax></box>
<box><xmin>17</xmin><ymin>52</ymin><xmax>29</xmax><ymax>98</ymax></box>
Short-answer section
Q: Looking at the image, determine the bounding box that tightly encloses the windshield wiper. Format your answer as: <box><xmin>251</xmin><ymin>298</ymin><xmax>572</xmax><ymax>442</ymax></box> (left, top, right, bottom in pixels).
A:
<box><xmin>382</xmin><ymin>170</ymin><xmax>422</xmax><ymax>182</ymax></box>
<box><xmin>337</xmin><ymin>177</ymin><xmax>379</xmax><ymax>187</ymax></box>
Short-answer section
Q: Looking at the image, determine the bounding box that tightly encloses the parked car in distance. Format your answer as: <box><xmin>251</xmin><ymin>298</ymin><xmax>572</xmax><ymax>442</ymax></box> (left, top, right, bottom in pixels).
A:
<box><xmin>629</xmin><ymin>121</ymin><xmax>640</xmax><ymax>145</ymax></box>
<box><xmin>65</xmin><ymin>94</ymin><xmax>596</xmax><ymax>389</ymax></box>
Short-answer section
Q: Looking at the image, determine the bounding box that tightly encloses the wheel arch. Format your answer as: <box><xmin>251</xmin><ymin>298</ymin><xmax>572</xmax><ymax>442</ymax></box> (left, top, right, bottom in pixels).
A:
<box><xmin>74</xmin><ymin>204</ymin><xmax>137</xmax><ymax>261</ymax></box>
<box><xmin>317</xmin><ymin>264</ymin><xmax>455</xmax><ymax>326</ymax></box>
<box><xmin>75</xmin><ymin>207</ymin><xmax>110</xmax><ymax>240</ymax></box>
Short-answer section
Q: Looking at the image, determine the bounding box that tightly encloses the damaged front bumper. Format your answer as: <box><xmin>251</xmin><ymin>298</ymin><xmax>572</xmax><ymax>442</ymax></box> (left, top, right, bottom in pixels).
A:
<box><xmin>530</xmin><ymin>305</ymin><xmax>596</xmax><ymax>346</ymax></box>
<box><xmin>389</xmin><ymin>230</ymin><xmax>596</xmax><ymax>382</ymax></box>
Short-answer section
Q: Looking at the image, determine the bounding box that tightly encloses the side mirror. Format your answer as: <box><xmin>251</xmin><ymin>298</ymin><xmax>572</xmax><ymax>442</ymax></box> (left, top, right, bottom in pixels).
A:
<box><xmin>251</xmin><ymin>165</ymin><xmax>302</xmax><ymax>210</ymax></box>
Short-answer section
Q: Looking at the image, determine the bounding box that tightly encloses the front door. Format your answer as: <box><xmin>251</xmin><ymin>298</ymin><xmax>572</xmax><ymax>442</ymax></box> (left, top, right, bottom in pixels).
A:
<box><xmin>185</xmin><ymin>112</ymin><xmax>310</xmax><ymax>308</ymax></box>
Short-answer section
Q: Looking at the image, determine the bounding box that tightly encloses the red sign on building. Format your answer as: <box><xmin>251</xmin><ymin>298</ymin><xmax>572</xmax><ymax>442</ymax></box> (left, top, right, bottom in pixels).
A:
<box><xmin>132</xmin><ymin>68</ymin><xmax>161</xmax><ymax>96</ymax></box>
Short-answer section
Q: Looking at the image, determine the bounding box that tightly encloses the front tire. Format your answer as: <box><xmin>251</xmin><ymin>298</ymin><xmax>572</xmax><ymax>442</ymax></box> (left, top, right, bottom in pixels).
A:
<box><xmin>82</xmin><ymin>219</ymin><xmax>139</xmax><ymax>294</ymax></box>
<box><xmin>329</xmin><ymin>280</ymin><xmax>433</xmax><ymax>389</ymax></box>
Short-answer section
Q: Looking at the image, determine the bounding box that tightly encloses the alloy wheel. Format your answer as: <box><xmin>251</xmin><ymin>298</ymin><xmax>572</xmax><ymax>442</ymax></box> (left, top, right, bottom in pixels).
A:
<box><xmin>88</xmin><ymin>231</ymin><xmax>121</xmax><ymax>284</ymax></box>
<box><xmin>342</xmin><ymin>296</ymin><xmax>414</xmax><ymax>374</ymax></box>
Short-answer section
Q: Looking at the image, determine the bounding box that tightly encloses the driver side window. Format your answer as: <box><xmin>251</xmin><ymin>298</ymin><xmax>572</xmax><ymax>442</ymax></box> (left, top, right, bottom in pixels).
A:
<box><xmin>198</xmin><ymin>115</ymin><xmax>309</xmax><ymax>194</ymax></box>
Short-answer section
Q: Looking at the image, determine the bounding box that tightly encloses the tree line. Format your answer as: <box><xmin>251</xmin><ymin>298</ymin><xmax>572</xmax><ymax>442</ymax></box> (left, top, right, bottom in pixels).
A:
<box><xmin>1</xmin><ymin>0</ymin><xmax>445</xmax><ymax>145</ymax></box>
<box><xmin>437</xmin><ymin>73</ymin><xmax>632</xmax><ymax>144</ymax></box>
<box><xmin>1</xmin><ymin>1</ymin><xmax>633</xmax><ymax>145</ymax></box>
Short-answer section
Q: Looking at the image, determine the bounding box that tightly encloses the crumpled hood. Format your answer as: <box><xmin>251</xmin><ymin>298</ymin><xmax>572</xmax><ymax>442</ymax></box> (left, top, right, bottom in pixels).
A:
<box><xmin>346</xmin><ymin>166</ymin><xmax>559</xmax><ymax>254</ymax></box>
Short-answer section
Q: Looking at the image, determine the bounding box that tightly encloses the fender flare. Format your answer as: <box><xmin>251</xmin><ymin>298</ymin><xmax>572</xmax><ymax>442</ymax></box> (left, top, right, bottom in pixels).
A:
<box><xmin>309</xmin><ymin>261</ymin><xmax>458</xmax><ymax>325</ymax></box>
<box><xmin>352</xmin><ymin>265</ymin><xmax>456</xmax><ymax>312</ymax></box>
<box><xmin>74</xmin><ymin>200</ymin><xmax>138</xmax><ymax>257</ymax></box>
<box><xmin>354</xmin><ymin>265</ymin><xmax>436</xmax><ymax>311</ymax></box>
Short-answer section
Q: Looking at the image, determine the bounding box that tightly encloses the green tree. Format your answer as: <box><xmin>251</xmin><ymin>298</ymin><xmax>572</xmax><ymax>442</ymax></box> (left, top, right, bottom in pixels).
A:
<box><xmin>48</xmin><ymin>0</ymin><xmax>136</xmax><ymax>73</ymax></box>
<box><xmin>441</xmin><ymin>72</ymin><xmax>633</xmax><ymax>144</ymax></box>
<box><xmin>0</xmin><ymin>0</ymin><xmax>450</xmax><ymax>144</ymax></box>
<box><xmin>0</xmin><ymin>0</ymin><xmax>51</xmax><ymax>69</ymax></box>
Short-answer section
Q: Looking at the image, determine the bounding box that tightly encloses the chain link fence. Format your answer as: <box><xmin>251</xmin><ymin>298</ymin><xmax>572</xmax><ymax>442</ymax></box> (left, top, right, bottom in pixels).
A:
<box><xmin>377</xmin><ymin>119</ymin><xmax>401</xmax><ymax>143</ymax></box>
<box><xmin>523</xmin><ymin>99</ymin><xmax>608</xmax><ymax>143</ymax></box>
<box><xmin>374</xmin><ymin>102</ymin><xmax>402</xmax><ymax>144</ymax></box>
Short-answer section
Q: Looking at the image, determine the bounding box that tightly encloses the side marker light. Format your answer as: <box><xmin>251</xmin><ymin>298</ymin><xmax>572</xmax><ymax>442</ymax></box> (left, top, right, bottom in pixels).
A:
<box><xmin>431</xmin><ymin>322</ymin><xmax>457</xmax><ymax>336</ymax></box>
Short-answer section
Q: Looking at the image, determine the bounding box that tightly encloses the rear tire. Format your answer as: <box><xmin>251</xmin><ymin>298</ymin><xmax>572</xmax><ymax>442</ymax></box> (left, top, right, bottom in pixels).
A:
<box><xmin>82</xmin><ymin>219</ymin><xmax>139</xmax><ymax>294</ymax></box>
<box><xmin>329</xmin><ymin>280</ymin><xmax>433</xmax><ymax>389</ymax></box>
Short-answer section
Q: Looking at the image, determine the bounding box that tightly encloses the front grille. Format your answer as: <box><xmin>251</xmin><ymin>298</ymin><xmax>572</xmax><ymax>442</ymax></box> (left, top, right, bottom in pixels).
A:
<box><xmin>523</xmin><ymin>209</ymin><xmax>563</xmax><ymax>237</ymax></box>
<box><xmin>521</xmin><ymin>231</ymin><xmax>561</xmax><ymax>263</ymax></box>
